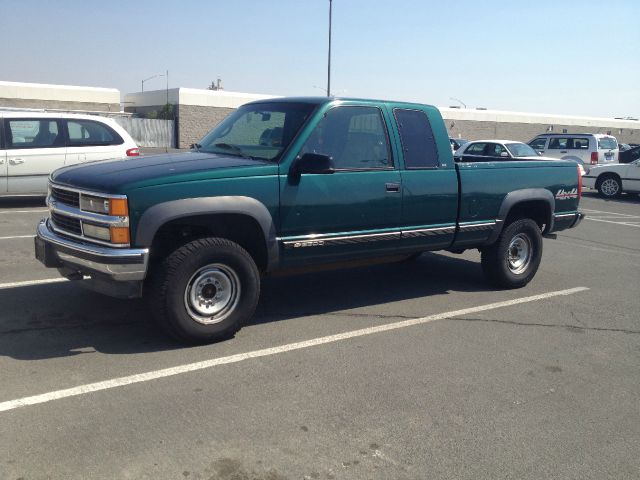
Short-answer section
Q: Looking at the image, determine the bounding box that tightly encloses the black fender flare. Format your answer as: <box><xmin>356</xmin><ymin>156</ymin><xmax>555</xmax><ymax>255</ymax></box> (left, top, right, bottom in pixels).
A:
<box><xmin>135</xmin><ymin>196</ymin><xmax>278</xmax><ymax>270</ymax></box>
<box><xmin>484</xmin><ymin>188</ymin><xmax>555</xmax><ymax>245</ymax></box>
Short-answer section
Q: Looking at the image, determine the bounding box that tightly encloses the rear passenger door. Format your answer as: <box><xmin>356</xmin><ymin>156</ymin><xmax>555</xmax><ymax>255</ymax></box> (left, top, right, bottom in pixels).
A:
<box><xmin>64</xmin><ymin>118</ymin><xmax>124</xmax><ymax>165</ymax></box>
<box><xmin>392</xmin><ymin>107</ymin><xmax>458</xmax><ymax>251</ymax></box>
<box><xmin>4</xmin><ymin>118</ymin><xmax>66</xmax><ymax>194</ymax></box>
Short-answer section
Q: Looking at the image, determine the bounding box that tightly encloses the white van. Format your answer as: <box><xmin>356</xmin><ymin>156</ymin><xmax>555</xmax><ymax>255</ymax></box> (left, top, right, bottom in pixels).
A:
<box><xmin>0</xmin><ymin>112</ymin><xmax>139</xmax><ymax>196</ymax></box>
<box><xmin>528</xmin><ymin>133</ymin><xmax>618</xmax><ymax>167</ymax></box>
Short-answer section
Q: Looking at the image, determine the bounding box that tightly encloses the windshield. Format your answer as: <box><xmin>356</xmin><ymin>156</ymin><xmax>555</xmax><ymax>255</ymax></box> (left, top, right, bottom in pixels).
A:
<box><xmin>598</xmin><ymin>137</ymin><xmax>618</xmax><ymax>150</ymax></box>
<box><xmin>506</xmin><ymin>142</ymin><xmax>538</xmax><ymax>157</ymax></box>
<box><xmin>196</xmin><ymin>102</ymin><xmax>316</xmax><ymax>161</ymax></box>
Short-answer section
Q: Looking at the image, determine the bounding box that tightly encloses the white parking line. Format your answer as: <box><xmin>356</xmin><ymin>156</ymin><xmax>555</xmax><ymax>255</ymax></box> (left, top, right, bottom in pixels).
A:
<box><xmin>0</xmin><ymin>278</ymin><xmax>67</xmax><ymax>290</ymax></box>
<box><xmin>0</xmin><ymin>286</ymin><xmax>589</xmax><ymax>414</ymax></box>
<box><xmin>582</xmin><ymin>208</ymin><xmax>638</xmax><ymax>217</ymax></box>
<box><xmin>0</xmin><ymin>209</ymin><xmax>48</xmax><ymax>214</ymax></box>
<box><xmin>554</xmin><ymin>239</ymin><xmax>640</xmax><ymax>258</ymax></box>
<box><xmin>585</xmin><ymin>218</ymin><xmax>640</xmax><ymax>228</ymax></box>
<box><xmin>0</xmin><ymin>235</ymin><xmax>35</xmax><ymax>240</ymax></box>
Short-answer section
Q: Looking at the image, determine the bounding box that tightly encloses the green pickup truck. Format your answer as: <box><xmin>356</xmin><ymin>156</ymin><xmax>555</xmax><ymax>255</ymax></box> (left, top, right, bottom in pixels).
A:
<box><xmin>35</xmin><ymin>97</ymin><xmax>584</xmax><ymax>343</ymax></box>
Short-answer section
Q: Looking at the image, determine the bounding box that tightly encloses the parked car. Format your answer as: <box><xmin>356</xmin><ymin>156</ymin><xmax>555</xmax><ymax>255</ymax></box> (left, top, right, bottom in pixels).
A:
<box><xmin>453</xmin><ymin>139</ymin><xmax>586</xmax><ymax>175</ymax></box>
<box><xmin>528</xmin><ymin>133</ymin><xmax>618</xmax><ymax>167</ymax></box>
<box><xmin>582</xmin><ymin>159</ymin><xmax>640</xmax><ymax>197</ymax></box>
<box><xmin>619</xmin><ymin>143</ymin><xmax>632</xmax><ymax>152</ymax></box>
<box><xmin>35</xmin><ymin>97</ymin><xmax>583</xmax><ymax>344</ymax></box>
<box><xmin>619</xmin><ymin>145</ymin><xmax>640</xmax><ymax>164</ymax></box>
<box><xmin>0</xmin><ymin>112</ymin><xmax>139</xmax><ymax>196</ymax></box>
<box><xmin>449</xmin><ymin>137</ymin><xmax>468</xmax><ymax>152</ymax></box>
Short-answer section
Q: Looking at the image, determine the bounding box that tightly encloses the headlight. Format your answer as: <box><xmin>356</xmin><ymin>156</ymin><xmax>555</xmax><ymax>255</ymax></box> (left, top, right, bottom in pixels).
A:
<box><xmin>80</xmin><ymin>195</ymin><xmax>110</xmax><ymax>214</ymax></box>
<box><xmin>80</xmin><ymin>194</ymin><xmax>129</xmax><ymax>216</ymax></box>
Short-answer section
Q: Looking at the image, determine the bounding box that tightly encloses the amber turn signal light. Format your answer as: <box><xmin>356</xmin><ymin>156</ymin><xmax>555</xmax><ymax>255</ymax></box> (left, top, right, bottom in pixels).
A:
<box><xmin>108</xmin><ymin>198</ymin><xmax>129</xmax><ymax>216</ymax></box>
<box><xmin>110</xmin><ymin>226</ymin><xmax>130</xmax><ymax>244</ymax></box>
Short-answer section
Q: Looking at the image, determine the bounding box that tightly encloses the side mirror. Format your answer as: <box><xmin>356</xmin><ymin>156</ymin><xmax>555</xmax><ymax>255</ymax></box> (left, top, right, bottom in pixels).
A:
<box><xmin>291</xmin><ymin>153</ymin><xmax>335</xmax><ymax>178</ymax></box>
<box><xmin>537</xmin><ymin>151</ymin><xmax>543</xmax><ymax>156</ymax></box>
<box><xmin>500</xmin><ymin>151</ymin><xmax>510</xmax><ymax>157</ymax></box>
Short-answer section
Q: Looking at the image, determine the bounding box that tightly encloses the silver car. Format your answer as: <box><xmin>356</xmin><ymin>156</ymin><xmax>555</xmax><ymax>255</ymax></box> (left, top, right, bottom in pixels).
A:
<box><xmin>528</xmin><ymin>133</ymin><xmax>618</xmax><ymax>167</ymax></box>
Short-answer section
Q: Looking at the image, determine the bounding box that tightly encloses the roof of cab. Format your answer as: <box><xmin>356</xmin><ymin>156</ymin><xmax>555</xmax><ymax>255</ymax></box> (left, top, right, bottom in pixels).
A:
<box><xmin>243</xmin><ymin>96</ymin><xmax>437</xmax><ymax>109</ymax></box>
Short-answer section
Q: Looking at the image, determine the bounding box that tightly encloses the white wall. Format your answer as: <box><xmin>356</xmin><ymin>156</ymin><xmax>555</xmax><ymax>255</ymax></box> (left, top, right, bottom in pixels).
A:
<box><xmin>0</xmin><ymin>80</ymin><xmax>120</xmax><ymax>104</ymax></box>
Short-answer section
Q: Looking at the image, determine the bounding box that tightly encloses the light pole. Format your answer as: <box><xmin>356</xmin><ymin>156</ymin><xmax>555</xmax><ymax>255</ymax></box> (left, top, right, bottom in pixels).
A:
<box><xmin>327</xmin><ymin>0</ymin><xmax>332</xmax><ymax>97</ymax></box>
<box><xmin>141</xmin><ymin>74</ymin><xmax>164</xmax><ymax>92</ymax></box>
<box><xmin>449</xmin><ymin>97</ymin><xmax>467</xmax><ymax>108</ymax></box>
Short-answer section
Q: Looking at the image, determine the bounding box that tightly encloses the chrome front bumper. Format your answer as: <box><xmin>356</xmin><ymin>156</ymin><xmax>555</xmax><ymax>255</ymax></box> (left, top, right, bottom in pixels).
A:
<box><xmin>35</xmin><ymin>219</ymin><xmax>149</xmax><ymax>282</ymax></box>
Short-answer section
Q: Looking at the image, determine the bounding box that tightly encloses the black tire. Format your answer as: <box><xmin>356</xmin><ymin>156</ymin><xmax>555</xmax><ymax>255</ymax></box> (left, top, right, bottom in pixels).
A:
<box><xmin>597</xmin><ymin>174</ymin><xmax>622</xmax><ymax>198</ymax></box>
<box><xmin>147</xmin><ymin>237</ymin><xmax>260</xmax><ymax>344</ymax></box>
<box><xmin>481</xmin><ymin>218</ymin><xmax>543</xmax><ymax>289</ymax></box>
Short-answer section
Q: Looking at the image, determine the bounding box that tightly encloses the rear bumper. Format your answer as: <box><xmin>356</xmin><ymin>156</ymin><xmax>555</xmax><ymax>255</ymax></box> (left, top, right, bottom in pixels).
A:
<box><xmin>551</xmin><ymin>211</ymin><xmax>585</xmax><ymax>233</ymax></box>
<box><xmin>35</xmin><ymin>219</ymin><xmax>149</xmax><ymax>296</ymax></box>
<box><xmin>571</xmin><ymin>212</ymin><xmax>585</xmax><ymax>228</ymax></box>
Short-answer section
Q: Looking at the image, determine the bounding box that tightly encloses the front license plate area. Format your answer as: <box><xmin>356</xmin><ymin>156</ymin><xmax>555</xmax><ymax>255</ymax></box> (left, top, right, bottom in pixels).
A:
<box><xmin>34</xmin><ymin>237</ymin><xmax>60</xmax><ymax>267</ymax></box>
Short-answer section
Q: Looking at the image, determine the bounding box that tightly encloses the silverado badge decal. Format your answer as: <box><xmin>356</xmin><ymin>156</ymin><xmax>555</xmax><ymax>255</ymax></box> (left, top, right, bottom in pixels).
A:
<box><xmin>555</xmin><ymin>188</ymin><xmax>578</xmax><ymax>200</ymax></box>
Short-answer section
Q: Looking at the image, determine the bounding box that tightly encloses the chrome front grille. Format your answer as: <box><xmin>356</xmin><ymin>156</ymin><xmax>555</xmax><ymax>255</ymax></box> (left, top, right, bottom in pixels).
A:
<box><xmin>50</xmin><ymin>211</ymin><xmax>82</xmax><ymax>235</ymax></box>
<box><xmin>50</xmin><ymin>187</ymin><xmax>80</xmax><ymax>208</ymax></box>
<box><xmin>46</xmin><ymin>182</ymin><xmax>130</xmax><ymax>248</ymax></box>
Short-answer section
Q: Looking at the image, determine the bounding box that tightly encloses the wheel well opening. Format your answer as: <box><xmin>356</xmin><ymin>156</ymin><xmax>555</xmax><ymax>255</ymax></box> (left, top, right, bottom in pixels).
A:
<box><xmin>505</xmin><ymin>201</ymin><xmax>551</xmax><ymax>231</ymax></box>
<box><xmin>596</xmin><ymin>172</ymin><xmax>621</xmax><ymax>187</ymax></box>
<box><xmin>149</xmin><ymin>214</ymin><xmax>268</xmax><ymax>272</ymax></box>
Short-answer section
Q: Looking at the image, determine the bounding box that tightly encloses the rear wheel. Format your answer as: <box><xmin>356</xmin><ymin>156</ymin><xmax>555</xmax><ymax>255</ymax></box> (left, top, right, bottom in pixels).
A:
<box><xmin>481</xmin><ymin>218</ymin><xmax>543</xmax><ymax>289</ymax></box>
<box><xmin>597</xmin><ymin>174</ymin><xmax>622</xmax><ymax>198</ymax></box>
<box><xmin>147</xmin><ymin>237</ymin><xmax>260</xmax><ymax>344</ymax></box>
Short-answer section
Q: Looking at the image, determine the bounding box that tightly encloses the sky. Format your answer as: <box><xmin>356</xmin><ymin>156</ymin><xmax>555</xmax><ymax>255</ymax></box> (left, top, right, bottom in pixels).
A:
<box><xmin>2</xmin><ymin>0</ymin><xmax>639</xmax><ymax>118</ymax></box>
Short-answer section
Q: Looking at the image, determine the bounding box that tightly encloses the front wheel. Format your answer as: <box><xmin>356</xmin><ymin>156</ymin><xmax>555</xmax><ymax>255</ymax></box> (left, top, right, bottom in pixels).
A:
<box><xmin>147</xmin><ymin>237</ymin><xmax>260</xmax><ymax>344</ymax></box>
<box><xmin>481</xmin><ymin>218</ymin><xmax>543</xmax><ymax>289</ymax></box>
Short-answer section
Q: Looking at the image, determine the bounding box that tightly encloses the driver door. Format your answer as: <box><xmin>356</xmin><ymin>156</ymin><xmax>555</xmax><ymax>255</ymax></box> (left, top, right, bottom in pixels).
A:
<box><xmin>279</xmin><ymin>105</ymin><xmax>402</xmax><ymax>266</ymax></box>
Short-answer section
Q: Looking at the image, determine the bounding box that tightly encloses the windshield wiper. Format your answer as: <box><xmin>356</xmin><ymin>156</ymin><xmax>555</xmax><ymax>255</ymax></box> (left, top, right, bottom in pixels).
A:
<box><xmin>211</xmin><ymin>143</ymin><xmax>269</xmax><ymax>161</ymax></box>
<box><xmin>213</xmin><ymin>143</ymin><xmax>251</xmax><ymax>158</ymax></box>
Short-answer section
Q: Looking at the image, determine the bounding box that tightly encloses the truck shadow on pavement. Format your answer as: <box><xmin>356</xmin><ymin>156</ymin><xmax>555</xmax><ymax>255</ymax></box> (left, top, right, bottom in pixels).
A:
<box><xmin>0</xmin><ymin>252</ymin><xmax>491</xmax><ymax>360</ymax></box>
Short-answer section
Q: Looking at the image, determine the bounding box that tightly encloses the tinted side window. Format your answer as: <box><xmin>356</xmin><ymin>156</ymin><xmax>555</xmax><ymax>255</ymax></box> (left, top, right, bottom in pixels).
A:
<box><xmin>529</xmin><ymin>138</ymin><xmax>547</xmax><ymax>150</ymax></box>
<box><xmin>393</xmin><ymin>109</ymin><xmax>439</xmax><ymax>168</ymax></box>
<box><xmin>466</xmin><ymin>143</ymin><xmax>486</xmax><ymax>155</ymax></box>
<box><xmin>486</xmin><ymin>143</ymin><xmax>507</xmax><ymax>156</ymax></box>
<box><xmin>548</xmin><ymin>137</ymin><xmax>568</xmax><ymax>149</ymax></box>
<box><xmin>569</xmin><ymin>138</ymin><xmax>589</xmax><ymax>149</ymax></box>
<box><xmin>6</xmin><ymin>119</ymin><xmax>63</xmax><ymax>149</ymax></box>
<box><xmin>300</xmin><ymin>106</ymin><xmax>392</xmax><ymax>170</ymax></box>
<box><xmin>66</xmin><ymin>120</ymin><xmax>123</xmax><ymax>146</ymax></box>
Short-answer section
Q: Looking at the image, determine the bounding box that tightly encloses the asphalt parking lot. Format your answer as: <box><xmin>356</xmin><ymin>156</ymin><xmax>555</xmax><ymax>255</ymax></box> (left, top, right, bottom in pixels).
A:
<box><xmin>0</xmin><ymin>191</ymin><xmax>638</xmax><ymax>480</ymax></box>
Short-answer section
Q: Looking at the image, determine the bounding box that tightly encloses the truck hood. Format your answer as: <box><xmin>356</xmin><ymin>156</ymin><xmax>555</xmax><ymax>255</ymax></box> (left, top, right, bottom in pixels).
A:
<box><xmin>50</xmin><ymin>151</ymin><xmax>275</xmax><ymax>193</ymax></box>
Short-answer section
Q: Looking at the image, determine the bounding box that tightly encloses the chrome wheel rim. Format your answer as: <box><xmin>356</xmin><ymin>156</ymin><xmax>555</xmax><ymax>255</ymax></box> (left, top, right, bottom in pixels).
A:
<box><xmin>507</xmin><ymin>233</ymin><xmax>532</xmax><ymax>275</ymax></box>
<box><xmin>600</xmin><ymin>178</ymin><xmax>619</xmax><ymax>196</ymax></box>
<box><xmin>184</xmin><ymin>263</ymin><xmax>241</xmax><ymax>325</ymax></box>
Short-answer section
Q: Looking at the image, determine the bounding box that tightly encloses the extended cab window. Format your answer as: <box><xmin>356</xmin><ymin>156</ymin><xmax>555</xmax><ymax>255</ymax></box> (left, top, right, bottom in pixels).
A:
<box><xmin>300</xmin><ymin>106</ymin><xmax>392</xmax><ymax>170</ymax></box>
<box><xmin>66</xmin><ymin>120</ymin><xmax>123</xmax><ymax>146</ymax></box>
<box><xmin>5</xmin><ymin>119</ymin><xmax>63</xmax><ymax>149</ymax></box>
<box><xmin>548</xmin><ymin>137</ymin><xmax>568</xmax><ymax>149</ymax></box>
<box><xmin>393</xmin><ymin>109</ymin><xmax>439</xmax><ymax>168</ymax></box>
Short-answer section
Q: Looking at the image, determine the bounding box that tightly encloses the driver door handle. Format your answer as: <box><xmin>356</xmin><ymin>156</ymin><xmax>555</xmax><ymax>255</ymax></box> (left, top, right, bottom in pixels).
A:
<box><xmin>385</xmin><ymin>182</ymin><xmax>401</xmax><ymax>193</ymax></box>
<box><xmin>9</xmin><ymin>158</ymin><xmax>24</xmax><ymax>165</ymax></box>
